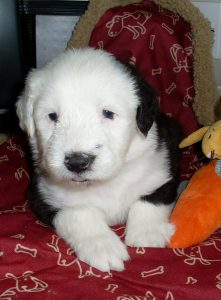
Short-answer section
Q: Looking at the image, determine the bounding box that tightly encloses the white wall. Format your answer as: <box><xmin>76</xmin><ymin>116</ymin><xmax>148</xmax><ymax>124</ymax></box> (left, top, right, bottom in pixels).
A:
<box><xmin>36</xmin><ymin>15</ymin><xmax>79</xmax><ymax>68</ymax></box>
<box><xmin>192</xmin><ymin>0</ymin><xmax>221</xmax><ymax>91</ymax></box>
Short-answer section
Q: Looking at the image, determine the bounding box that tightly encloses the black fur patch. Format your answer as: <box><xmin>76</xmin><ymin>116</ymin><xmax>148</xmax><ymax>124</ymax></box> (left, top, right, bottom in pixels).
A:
<box><xmin>135</xmin><ymin>77</ymin><xmax>159</xmax><ymax>136</ymax></box>
<box><xmin>155</xmin><ymin>112</ymin><xmax>183</xmax><ymax>179</ymax></box>
<box><xmin>142</xmin><ymin>113</ymin><xmax>183</xmax><ymax>205</ymax></box>
<box><xmin>120</xmin><ymin>62</ymin><xmax>159</xmax><ymax>136</ymax></box>
<box><xmin>28</xmin><ymin>175</ymin><xmax>58</xmax><ymax>227</ymax></box>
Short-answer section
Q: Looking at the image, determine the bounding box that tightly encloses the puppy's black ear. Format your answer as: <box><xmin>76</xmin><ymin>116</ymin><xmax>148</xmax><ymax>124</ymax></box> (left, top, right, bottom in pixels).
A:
<box><xmin>121</xmin><ymin>62</ymin><xmax>159</xmax><ymax>136</ymax></box>
<box><xmin>135</xmin><ymin>79</ymin><xmax>159</xmax><ymax>136</ymax></box>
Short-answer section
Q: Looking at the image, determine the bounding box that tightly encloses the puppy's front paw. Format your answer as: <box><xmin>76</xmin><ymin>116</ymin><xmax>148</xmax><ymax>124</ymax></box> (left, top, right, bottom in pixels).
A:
<box><xmin>125</xmin><ymin>222</ymin><xmax>175</xmax><ymax>248</ymax></box>
<box><xmin>76</xmin><ymin>233</ymin><xmax>130</xmax><ymax>272</ymax></box>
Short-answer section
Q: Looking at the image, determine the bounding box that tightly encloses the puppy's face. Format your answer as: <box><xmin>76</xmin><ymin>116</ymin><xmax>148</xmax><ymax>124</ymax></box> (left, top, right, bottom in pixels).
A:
<box><xmin>17</xmin><ymin>48</ymin><xmax>157</xmax><ymax>183</ymax></box>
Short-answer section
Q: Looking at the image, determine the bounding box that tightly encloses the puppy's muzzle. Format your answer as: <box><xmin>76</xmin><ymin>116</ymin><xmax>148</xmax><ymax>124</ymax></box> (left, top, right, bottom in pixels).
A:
<box><xmin>64</xmin><ymin>152</ymin><xmax>95</xmax><ymax>173</ymax></box>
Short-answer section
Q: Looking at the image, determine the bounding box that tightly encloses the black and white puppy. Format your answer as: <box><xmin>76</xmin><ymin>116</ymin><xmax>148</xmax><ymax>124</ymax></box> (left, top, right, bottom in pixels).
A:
<box><xmin>16</xmin><ymin>48</ymin><xmax>182</xmax><ymax>272</ymax></box>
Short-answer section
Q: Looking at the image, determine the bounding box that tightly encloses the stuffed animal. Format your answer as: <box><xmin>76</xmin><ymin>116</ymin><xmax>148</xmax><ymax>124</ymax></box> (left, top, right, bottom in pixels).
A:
<box><xmin>168</xmin><ymin>120</ymin><xmax>221</xmax><ymax>248</ymax></box>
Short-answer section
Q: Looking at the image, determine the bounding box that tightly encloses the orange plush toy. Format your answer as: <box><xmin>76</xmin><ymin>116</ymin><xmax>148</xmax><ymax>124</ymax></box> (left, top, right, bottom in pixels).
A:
<box><xmin>168</xmin><ymin>120</ymin><xmax>221</xmax><ymax>248</ymax></box>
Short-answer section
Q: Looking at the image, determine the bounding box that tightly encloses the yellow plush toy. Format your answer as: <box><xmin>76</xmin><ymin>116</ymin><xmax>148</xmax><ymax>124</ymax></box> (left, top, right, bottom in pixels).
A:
<box><xmin>168</xmin><ymin>120</ymin><xmax>221</xmax><ymax>248</ymax></box>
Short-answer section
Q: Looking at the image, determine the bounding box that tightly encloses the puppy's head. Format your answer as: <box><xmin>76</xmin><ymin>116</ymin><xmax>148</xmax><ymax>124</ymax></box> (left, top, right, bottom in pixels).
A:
<box><xmin>16</xmin><ymin>48</ymin><xmax>158</xmax><ymax>183</ymax></box>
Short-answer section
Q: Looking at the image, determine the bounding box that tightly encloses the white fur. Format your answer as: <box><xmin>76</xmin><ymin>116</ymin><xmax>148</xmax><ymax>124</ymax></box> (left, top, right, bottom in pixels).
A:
<box><xmin>54</xmin><ymin>207</ymin><xmax>129</xmax><ymax>272</ymax></box>
<box><xmin>17</xmin><ymin>48</ymin><xmax>174</xmax><ymax>272</ymax></box>
<box><xmin>125</xmin><ymin>202</ymin><xmax>175</xmax><ymax>247</ymax></box>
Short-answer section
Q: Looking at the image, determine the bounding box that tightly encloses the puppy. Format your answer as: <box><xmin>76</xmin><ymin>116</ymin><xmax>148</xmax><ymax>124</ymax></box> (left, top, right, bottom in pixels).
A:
<box><xmin>16</xmin><ymin>48</ymin><xmax>182</xmax><ymax>272</ymax></box>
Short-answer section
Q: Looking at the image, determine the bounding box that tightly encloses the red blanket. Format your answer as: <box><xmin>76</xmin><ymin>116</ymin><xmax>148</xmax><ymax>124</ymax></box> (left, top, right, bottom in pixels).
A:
<box><xmin>89</xmin><ymin>0</ymin><xmax>203</xmax><ymax>180</ymax></box>
<box><xmin>1</xmin><ymin>137</ymin><xmax>221</xmax><ymax>299</ymax></box>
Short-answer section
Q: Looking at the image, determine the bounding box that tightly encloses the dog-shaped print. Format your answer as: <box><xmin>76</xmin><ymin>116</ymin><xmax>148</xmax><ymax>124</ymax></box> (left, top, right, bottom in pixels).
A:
<box><xmin>106</xmin><ymin>10</ymin><xmax>152</xmax><ymax>39</ymax></box>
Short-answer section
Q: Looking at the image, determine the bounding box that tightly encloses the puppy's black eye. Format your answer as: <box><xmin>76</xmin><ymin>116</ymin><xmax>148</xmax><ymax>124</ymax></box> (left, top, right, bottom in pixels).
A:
<box><xmin>102</xmin><ymin>109</ymin><xmax>115</xmax><ymax>120</ymax></box>
<box><xmin>48</xmin><ymin>113</ymin><xmax>58</xmax><ymax>122</ymax></box>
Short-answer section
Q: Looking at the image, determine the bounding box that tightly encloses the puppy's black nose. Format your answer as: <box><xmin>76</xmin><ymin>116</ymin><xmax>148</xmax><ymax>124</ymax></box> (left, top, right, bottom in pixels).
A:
<box><xmin>64</xmin><ymin>152</ymin><xmax>95</xmax><ymax>173</ymax></box>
